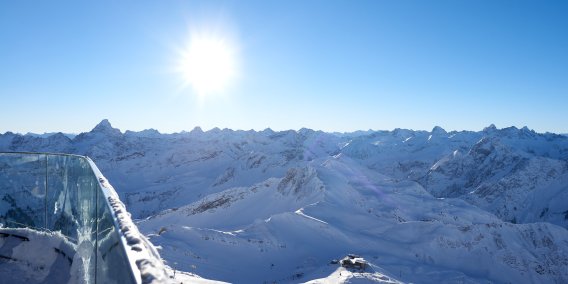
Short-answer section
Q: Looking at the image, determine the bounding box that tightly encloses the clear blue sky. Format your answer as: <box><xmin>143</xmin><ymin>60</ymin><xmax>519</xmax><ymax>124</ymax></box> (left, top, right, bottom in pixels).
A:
<box><xmin>1</xmin><ymin>0</ymin><xmax>567</xmax><ymax>134</ymax></box>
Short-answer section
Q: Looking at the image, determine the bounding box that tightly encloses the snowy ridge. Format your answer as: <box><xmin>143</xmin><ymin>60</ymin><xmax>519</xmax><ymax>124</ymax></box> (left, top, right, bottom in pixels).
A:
<box><xmin>2</xmin><ymin>121</ymin><xmax>568</xmax><ymax>283</ymax></box>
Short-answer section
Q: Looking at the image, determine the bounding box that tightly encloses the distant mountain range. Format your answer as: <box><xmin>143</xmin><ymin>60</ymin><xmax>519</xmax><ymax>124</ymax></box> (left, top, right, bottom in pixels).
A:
<box><xmin>1</xmin><ymin>120</ymin><xmax>567</xmax><ymax>283</ymax></box>
<box><xmin>23</xmin><ymin>132</ymin><xmax>77</xmax><ymax>139</ymax></box>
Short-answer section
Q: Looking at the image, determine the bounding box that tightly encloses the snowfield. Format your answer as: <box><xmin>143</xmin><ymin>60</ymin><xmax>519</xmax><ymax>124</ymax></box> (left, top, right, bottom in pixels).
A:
<box><xmin>2</xmin><ymin>120</ymin><xmax>568</xmax><ymax>283</ymax></box>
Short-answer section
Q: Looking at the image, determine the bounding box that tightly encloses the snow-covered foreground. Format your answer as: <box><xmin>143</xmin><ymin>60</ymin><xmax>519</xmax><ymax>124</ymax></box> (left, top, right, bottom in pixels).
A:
<box><xmin>2</xmin><ymin>120</ymin><xmax>568</xmax><ymax>283</ymax></box>
<box><xmin>139</xmin><ymin>157</ymin><xmax>568</xmax><ymax>283</ymax></box>
<box><xmin>0</xmin><ymin>228</ymin><xmax>77</xmax><ymax>283</ymax></box>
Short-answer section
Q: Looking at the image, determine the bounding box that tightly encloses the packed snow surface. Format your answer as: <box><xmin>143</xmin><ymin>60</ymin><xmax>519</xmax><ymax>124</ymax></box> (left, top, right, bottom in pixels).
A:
<box><xmin>2</xmin><ymin>120</ymin><xmax>568</xmax><ymax>283</ymax></box>
<box><xmin>0</xmin><ymin>228</ymin><xmax>77</xmax><ymax>284</ymax></box>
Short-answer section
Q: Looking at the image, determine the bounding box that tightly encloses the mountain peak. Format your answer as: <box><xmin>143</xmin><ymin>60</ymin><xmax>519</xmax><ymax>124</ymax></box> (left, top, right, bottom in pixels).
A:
<box><xmin>520</xmin><ymin>126</ymin><xmax>536</xmax><ymax>135</ymax></box>
<box><xmin>94</xmin><ymin>119</ymin><xmax>111</xmax><ymax>129</ymax></box>
<box><xmin>261</xmin><ymin>128</ymin><xmax>274</xmax><ymax>134</ymax></box>
<box><xmin>431</xmin><ymin>126</ymin><xmax>447</xmax><ymax>135</ymax></box>
<box><xmin>483</xmin><ymin>124</ymin><xmax>497</xmax><ymax>132</ymax></box>
<box><xmin>190</xmin><ymin>126</ymin><xmax>203</xmax><ymax>134</ymax></box>
<box><xmin>91</xmin><ymin>119</ymin><xmax>121</xmax><ymax>135</ymax></box>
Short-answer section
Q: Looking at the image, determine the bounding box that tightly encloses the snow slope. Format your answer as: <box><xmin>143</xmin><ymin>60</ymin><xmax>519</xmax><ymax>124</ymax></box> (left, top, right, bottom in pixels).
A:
<box><xmin>139</xmin><ymin>156</ymin><xmax>568</xmax><ymax>283</ymax></box>
<box><xmin>2</xmin><ymin>120</ymin><xmax>568</xmax><ymax>283</ymax></box>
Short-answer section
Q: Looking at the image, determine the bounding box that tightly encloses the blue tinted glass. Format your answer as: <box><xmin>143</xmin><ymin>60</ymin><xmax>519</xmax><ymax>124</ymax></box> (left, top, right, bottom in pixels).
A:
<box><xmin>47</xmin><ymin>155</ymin><xmax>79</xmax><ymax>240</ymax></box>
<box><xmin>0</xmin><ymin>153</ymin><xmax>46</xmax><ymax>229</ymax></box>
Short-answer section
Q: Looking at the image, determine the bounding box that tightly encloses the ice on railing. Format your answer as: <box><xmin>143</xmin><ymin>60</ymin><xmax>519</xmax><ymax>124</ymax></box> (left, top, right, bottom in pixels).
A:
<box><xmin>103</xmin><ymin>180</ymin><xmax>168</xmax><ymax>284</ymax></box>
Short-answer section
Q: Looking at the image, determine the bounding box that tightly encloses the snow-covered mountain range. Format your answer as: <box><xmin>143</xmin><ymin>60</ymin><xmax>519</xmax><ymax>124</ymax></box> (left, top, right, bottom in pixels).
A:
<box><xmin>1</xmin><ymin>120</ymin><xmax>568</xmax><ymax>283</ymax></box>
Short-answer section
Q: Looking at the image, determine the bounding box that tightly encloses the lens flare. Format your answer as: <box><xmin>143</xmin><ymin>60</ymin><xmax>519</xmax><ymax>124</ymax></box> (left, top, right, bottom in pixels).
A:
<box><xmin>179</xmin><ymin>34</ymin><xmax>237</xmax><ymax>96</ymax></box>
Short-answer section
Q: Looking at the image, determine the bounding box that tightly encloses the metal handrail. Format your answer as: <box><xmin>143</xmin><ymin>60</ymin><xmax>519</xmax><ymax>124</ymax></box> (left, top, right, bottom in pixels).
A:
<box><xmin>0</xmin><ymin>151</ymin><xmax>87</xmax><ymax>158</ymax></box>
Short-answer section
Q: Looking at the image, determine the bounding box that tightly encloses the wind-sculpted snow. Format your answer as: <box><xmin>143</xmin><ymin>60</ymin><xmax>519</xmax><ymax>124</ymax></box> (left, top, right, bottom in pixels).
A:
<box><xmin>2</xmin><ymin>120</ymin><xmax>568</xmax><ymax>283</ymax></box>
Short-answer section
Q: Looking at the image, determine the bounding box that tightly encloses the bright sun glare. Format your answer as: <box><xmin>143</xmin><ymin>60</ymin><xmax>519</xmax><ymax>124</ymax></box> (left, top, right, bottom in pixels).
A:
<box><xmin>179</xmin><ymin>35</ymin><xmax>236</xmax><ymax>96</ymax></box>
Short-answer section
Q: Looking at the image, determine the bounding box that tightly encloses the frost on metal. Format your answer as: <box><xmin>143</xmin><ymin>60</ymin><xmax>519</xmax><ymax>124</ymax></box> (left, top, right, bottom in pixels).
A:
<box><xmin>93</xmin><ymin>164</ymin><xmax>169</xmax><ymax>284</ymax></box>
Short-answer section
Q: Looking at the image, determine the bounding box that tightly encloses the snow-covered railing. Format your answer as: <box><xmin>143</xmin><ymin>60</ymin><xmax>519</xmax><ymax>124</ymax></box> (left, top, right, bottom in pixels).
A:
<box><xmin>0</xmin><ymin>152</ymin><xmax>167</xmax><ymax>284</ymax></box>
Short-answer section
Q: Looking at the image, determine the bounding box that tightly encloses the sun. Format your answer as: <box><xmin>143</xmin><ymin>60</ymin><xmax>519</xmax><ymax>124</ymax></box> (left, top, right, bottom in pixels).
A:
<box><xmin>179</xmin><ymin>34</ymin><xmax>237</xmax><ymax>96</ymax></box>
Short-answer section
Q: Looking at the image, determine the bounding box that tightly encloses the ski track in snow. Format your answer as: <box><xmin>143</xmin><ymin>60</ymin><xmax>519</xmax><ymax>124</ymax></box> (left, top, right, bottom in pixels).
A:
<box><xmin>295</xmin><ymin>208</ymin><xmax>328</xmax><ymax>225</ymax></box>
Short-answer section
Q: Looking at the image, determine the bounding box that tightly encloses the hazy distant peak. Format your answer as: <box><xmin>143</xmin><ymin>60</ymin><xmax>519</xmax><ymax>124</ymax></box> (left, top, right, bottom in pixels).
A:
<box><xmin>124</xmin><ymin>128</ymin><xmax>161</xmax><ymax>138</ymax></box>
<box><xmin>209</xmin><ymin>127</ymin><xmax>221</xmax><ymax>133</ymax></box>
<box><xmin>47</xmin><ymin>132</ymin><xmax>71</xmax><ymax>140</ymax></box>
<box><xmin>431</xmin><ymin>126</ymin><xmax>447</xmax><ymax>135</ymax></box>
<box><xmin>190</xmin><ymin>126</ymin><xmax>203</xmax><ymax>134</ymax></box>
<box><xmin>24</xmin><ymin>132</ymin><xmax>76</xmax><ymax>139</ymax></box>
<box><xmin>520</xmin><ymin>126</ymin><xmax>535</xmax><ymax>134</ymax></box>
<box><xmin>298</xmin><ymin>127</ymin><xmax>315</xmax><ymax>135</ymax></box>
<box><xmin>141</xmin><ymin>128</ymin><xmax>160</xmax><ymax>135</ymax></box>
<box><xmin>392</xmin><ymin>128</ymin><xmax>414</xmax><ymax>137</ymax></box>
<box><xmin>261</xmin><ymin>128</ymin><xmax>274</xmax><ymax>134</ymax></box>
<box><xmin>483</xmin><ymin>124</ymin><xmax>497</xmax><ymax>132</ymax></box>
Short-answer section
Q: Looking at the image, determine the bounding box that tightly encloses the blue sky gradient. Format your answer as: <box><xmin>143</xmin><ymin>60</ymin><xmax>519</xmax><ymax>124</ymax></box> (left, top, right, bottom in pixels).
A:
<box><xmin>1</xmin><ymin>1</ymin><xmax>567</xmax><ymax>133</ymax></box>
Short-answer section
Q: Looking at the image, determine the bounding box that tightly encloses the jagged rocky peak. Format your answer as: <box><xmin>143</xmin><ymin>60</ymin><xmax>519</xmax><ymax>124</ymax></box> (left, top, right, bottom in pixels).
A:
<box><xmin>519</xmin><ymin>126</ymin><xmax>537</xmax><ymax>137</ymax></box>
<box><xmin>91</xmin><ymin>119</ymin><xmax>121</xmax><ymax>136</ymax></box>
<box><xmin>483</xmin><ymin>124</ymin><xmax>498</xmax><ymax>132</ymax></box>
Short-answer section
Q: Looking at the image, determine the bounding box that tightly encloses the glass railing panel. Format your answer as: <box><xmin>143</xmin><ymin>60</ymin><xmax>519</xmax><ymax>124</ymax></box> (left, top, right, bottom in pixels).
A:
<box><xmin>0</xmin><ymin>153</ymin><xmax>46</xmax><ymax>229</ymax></box>
<box><xmin>74</xmin><ymin>157</ymin><xmax>98</xmax><ymax>284</ymax></box>
<box><xmin>0</xmin><ymin>153</ymin><xmax>162</xmax><ymax>283</ymax></box>
<box><xmin>46</xmin><ymin>154</ymin><xmax>79</xmax><ymax>240</ymax></box>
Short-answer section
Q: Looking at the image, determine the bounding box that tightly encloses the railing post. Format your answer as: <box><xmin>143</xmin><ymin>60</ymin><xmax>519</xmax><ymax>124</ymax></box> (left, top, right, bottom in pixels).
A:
<box><xmin>44</xmin><ymin>154</ymin><xmax>48</xmax><ymax>230</ymax></box>
<box><xmin>95</xmin><ymin>174</ymin><xmax>99</xmax><ymax>284</ymax></box>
